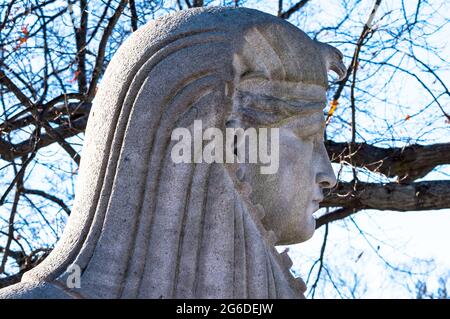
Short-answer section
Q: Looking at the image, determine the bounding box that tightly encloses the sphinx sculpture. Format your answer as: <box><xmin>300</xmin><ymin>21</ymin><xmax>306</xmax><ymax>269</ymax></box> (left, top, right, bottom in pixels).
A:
<box><xmin>0</xmin><ymin>7</ymin><xmax>345</xmax><ymax>299</ymax></box>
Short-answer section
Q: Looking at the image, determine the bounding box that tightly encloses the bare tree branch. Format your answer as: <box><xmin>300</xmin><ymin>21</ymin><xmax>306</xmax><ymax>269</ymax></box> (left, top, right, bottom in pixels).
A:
<box><xmin>0</xmin><ymin>70</ymin><xmax>34</xmax><ymax>108</ymax></box>
<box><xmin>22</xmin><ymin>188</ymin><xmax>71</xmax><ymax>215</ymax></box>
<box><xmin>0</xmin><ymin>114</ymin><xmax>87</xmax><ymax>162</ymax></box>
<box><xmin>315</xmin><ymin>207</ymin><xmax>361</xmax><ymax>229</ymax></box>
<box><xmin>279</xmin><ymin>0</ymin><xmax>310</xmax><ymax>19</ymax></box>
<box><xmin>87</xmin><ymin>0</ymin><xmax>129</xmax><ymax>101</ymax></box>
<box><xmin>129</xmin><ymin>0</ymin><xmax>138</xmax><ymax>31</ymax></box>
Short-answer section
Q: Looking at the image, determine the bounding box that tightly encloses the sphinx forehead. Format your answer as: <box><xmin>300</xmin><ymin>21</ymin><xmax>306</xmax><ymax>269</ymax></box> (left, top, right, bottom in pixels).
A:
<box><xmin>236</xmin><ymin>22</ymin><xmax>329</xmax><ymax>87</ymax></box>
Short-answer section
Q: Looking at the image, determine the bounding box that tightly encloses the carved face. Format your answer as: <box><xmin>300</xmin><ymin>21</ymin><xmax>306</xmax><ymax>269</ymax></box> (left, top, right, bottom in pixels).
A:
<box><xmin>242</xmin><ymin>108</ymin><xmax>336</xmax><ymax>245</ymax></box>
<box><xmin>230</xmin><ymin>24</ymin><xmax>344</xmax><ymax>245</ymax></box>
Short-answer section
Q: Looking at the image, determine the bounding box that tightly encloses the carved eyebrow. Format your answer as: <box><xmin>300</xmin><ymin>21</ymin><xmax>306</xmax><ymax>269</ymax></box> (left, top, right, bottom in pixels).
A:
<box><xmin>236</xmin><ymin>78</ymin><xmax>327</xmax><ymax>104</ymax></box>
<box><xmin>231</xmin><ymin>91</ymin><xmax>325</xmax><ymax>127</ymax></box>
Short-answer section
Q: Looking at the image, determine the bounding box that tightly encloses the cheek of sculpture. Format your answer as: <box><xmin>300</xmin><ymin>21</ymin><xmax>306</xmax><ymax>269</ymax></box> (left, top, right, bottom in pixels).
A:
<box><xmin>246</xmin><ymin>127</ymin><xmax>316</xmax><ymax>245</ymax></box>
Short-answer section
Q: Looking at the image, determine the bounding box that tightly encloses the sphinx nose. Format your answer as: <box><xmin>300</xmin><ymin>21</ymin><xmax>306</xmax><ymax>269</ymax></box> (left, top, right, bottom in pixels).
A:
<box><xmin>316</xmin><ymin>172</ymin><xmax>337</xmax><ymax>189</ymax></box>
<box><xmin>315</xmin><ymin>144</ymin><xmax>337</xmax><ymax>189</ymax></box>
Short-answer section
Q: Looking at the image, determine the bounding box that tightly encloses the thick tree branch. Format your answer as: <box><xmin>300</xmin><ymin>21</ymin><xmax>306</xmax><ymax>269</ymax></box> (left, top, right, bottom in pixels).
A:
<box><xmin>0</xmin><ymin>247</ymin><xmax>51</xmax><ymax>288</ymax></box>
<box><xmin>0</xmin><ymin>272</ymin><xmax>22</xmax><ymax>289</ymax></box>
<box><xmin>0</xmin><ymin>115</ymin><xmax>87</xmax><ymax>162</ymax></box>
<box><xmin>129</xmin><ymin>0</ymin><xmax>138</xmax><ymax>31</ymax></box>
<box><xmin>326</xmin><ymin>141</ymin><xmax>450</xmax><ymax>182</ymax></box>
<box><xmin>0</xmin><ymin>101</ymin><xmax>90</xmax><ymax>133</ymax></box>
<box><xmin>322</xmin><ymin>180</ymin><xmax>450</xmax><ymax>212</ymax></box>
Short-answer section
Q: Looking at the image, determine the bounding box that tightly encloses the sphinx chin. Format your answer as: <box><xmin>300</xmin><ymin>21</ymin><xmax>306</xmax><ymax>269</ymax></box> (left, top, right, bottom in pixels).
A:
<box><xmin>274</xmin><ymin>213</ymin><xmax>317</xmax><ymax>246</ymax></box>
